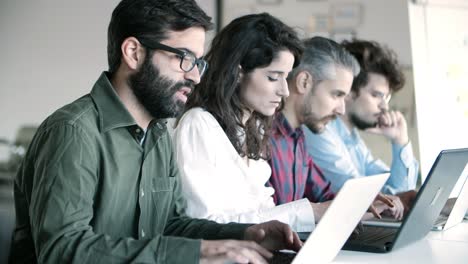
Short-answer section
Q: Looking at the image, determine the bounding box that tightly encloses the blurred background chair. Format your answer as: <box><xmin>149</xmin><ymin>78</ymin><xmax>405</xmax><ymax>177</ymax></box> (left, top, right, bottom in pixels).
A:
<box><xmin>0</xmin><ymin>125</ymin><xmax>37</xmax><ymax>263</ymax></box>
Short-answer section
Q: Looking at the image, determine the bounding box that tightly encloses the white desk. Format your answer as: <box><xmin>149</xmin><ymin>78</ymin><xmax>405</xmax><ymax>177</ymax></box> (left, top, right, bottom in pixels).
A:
<box><xmin>427</xmin><ymin>220</ymin><xmax>468</xmax><ymax>243</ymax></box>
<box><xmin>333</xmin><ymin>221</ymin><xmax>468</xmax><ymax>264</ymax></box>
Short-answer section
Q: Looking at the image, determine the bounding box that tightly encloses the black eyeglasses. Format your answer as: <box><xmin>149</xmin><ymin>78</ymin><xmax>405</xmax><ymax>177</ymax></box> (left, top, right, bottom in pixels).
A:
<box><xmin>138</xmin><ymin>39</ymin><xmax>208</xmax><ymax>78</ymax></box>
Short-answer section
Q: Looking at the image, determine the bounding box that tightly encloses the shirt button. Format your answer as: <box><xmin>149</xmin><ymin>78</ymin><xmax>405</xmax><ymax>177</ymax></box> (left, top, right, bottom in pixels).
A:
<box><xmin>141</xmin><ymin>229</ymin><xmax>145</xmax><ymax>238</ymax></box>
<box><xmin>136</xmin><ymin>128</ymin><xmax>141</xmax><ymax>133</ymax></box>
<box><xmin>141</xmin><ymin>188</ymin><xmax>145</xmax><ymax>197</ymax></box>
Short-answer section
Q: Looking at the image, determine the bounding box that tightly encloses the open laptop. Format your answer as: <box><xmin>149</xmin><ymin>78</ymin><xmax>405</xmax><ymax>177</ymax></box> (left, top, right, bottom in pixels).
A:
<box><xmin>343</xmin><ymin>148</ymin><xmax>468</xmax><ymax>253</ymax></box>
<box><xmin>433</xmin><ymin>161</ymin><xmax>468</xmax><ymax>230</ymax></box>
<box><xmin>363</xmin><ymin>162</ymin><xmax>468</xmax><ymax>231</ymax></box>
<box><xmin>269</xmin><ymin>173</ymin><xmax>389</xmax><ymax>264</ymax></box>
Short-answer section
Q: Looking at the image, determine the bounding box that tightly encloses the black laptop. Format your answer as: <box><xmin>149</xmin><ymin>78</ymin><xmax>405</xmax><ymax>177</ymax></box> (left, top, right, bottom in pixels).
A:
<box><xmin>342</xmin><ymin>148</ymin><xmax>468</xmax><ymax>253</ymax></box>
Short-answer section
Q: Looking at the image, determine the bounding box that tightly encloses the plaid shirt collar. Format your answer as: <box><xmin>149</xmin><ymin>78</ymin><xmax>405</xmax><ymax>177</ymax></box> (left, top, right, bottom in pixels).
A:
<box><xmin>273</xmin><ymin>112</ymin><xmax>304</xmax><ymax>139</ymax></box>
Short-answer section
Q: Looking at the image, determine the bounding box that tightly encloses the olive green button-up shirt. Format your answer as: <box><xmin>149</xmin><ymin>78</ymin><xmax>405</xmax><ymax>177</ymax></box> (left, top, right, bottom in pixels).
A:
<box><xmin>11</xmin><ymin>72</ymin><xmax>249</xmax><ymax>263</ymax></box>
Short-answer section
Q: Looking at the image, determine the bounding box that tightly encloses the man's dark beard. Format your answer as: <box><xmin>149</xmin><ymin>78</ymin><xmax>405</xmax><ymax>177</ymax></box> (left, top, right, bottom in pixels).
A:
<box><xmin>128</xmin><ymin>55</ymin><xmax>194</xmax><ymax>119</ymax></box>
<box><xmin>301</xmin><ymin>90</ymin><xmax>336</xmax><ymax>134</ymax></box>
<box><xmin>305</xmin><ymin>122</ymin><xmax>322</xmax><ymax>134</ymax></box>
<box><xmin>349</xmin><ymin>112</ymin><xmax>377</xmax><ymax>130</ymax></box>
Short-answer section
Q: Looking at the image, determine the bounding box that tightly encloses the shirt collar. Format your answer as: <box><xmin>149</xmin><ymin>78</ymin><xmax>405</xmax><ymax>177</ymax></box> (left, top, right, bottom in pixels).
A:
<box><xmin>90</xmin><ymin>72</ymin><xmax>137</xmax><ymax>133</ymax></box>
<box><xmin>335</xmin><ymin>117</ymin><xmax>360</xmax><ymax>144</ymax></box>
<box><xmin>273</xmin><ymin>112</ymin><xmax>303</xmax><ymax>138</ymax></box>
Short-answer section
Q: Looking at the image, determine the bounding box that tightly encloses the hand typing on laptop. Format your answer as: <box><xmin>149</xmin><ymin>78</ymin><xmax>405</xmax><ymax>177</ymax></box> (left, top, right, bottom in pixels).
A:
<box><xmin>396</xmin><ymin>190</ymin><xmax>417</xmax><ymax>215</ymax></box>
<box><xmin>372</xmin><ymin>194</ymin><xmax>405</xmax><ymax>220</ymax></box>
<box><xmin>200</xmin><ymin>220</ymin><xmax>303</xmax><ymax>264</ymax></box>
<box><xmin>369</xmin><ymin>193</ymin><xmax>398</xmax><ymax>219</ymax></box>
<box><xmin>200</xmin><ymin>240</ymin><xmax>272</xmax><ymax>264</ymax></box>
<box><xmin>244</xmin><ymin>220</ymin><xmax>303</xmax><ymax>252</ymax></box>
<box><xmin>363</xmin><ymin>190</ymin><xmax>417</xmax><ymax>221</ymax></box>
<box><xmin>311</xmin><ymin>193</ymin><xmax>401</xmax><ymax>224</ymax></box>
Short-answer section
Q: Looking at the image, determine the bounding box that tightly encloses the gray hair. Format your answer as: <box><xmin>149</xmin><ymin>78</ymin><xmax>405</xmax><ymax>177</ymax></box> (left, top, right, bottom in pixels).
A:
<box><xmin>289</xmin><ymin>36</ymin><xmax>360</xmax><ymax>82</ymax></box>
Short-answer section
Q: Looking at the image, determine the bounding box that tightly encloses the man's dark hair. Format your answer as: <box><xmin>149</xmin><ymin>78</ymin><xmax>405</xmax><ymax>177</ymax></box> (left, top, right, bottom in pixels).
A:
<box><xmin>183</xmin><ymin>13</ymin><xmax>303</xmax><ymax>160</ymax></box>
<box><xmin>341</xmin><ymin>39</ymin><xmax>405</xmax><ymax>94</ymax></box>
<box><xmin>107</xmin><ymin>0</ymin><xmax>213</xmax><ymax>73</ymax></box>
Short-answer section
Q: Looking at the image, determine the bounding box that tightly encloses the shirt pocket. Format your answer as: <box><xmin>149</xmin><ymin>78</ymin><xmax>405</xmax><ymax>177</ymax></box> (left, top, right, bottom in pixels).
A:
<box><xmin>151</xmin><ymin>177</ymin><xmax>176</xmax><ymax>228</ymax></box>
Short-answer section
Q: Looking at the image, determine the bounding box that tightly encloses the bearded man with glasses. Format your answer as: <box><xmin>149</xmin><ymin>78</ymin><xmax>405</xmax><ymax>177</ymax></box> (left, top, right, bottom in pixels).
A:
<box><xmin>305</xmin><ymin>40</ymin><xmax>419</xmax><ymax>198</ymax></box>
<box><xmin>9</xmin><ymin>1</ymin><xmax>302</xmax><ymax>263</ymax></box>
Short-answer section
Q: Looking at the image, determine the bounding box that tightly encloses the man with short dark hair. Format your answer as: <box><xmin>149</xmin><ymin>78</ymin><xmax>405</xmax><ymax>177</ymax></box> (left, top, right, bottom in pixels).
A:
<box><xmin>305</xmin><ymin>40</ymin><xmax>418</xmax><ymax>195</ymax></box>
<box><xmin>10</xmin><ymin>1</ymin><xmax>300</xmax><ymax>263</ymax></box>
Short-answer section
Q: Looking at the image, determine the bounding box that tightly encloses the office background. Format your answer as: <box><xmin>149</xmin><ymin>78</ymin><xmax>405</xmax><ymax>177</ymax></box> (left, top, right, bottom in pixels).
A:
<box><xmin>1</xmin><ymin>0</ymin><xmax>468</xmax><ymax>180</ymax></box>
<box><xmin>1</xmin><ymin>0</ymin><xmax>468</xmax><ymax>263</ymax></box>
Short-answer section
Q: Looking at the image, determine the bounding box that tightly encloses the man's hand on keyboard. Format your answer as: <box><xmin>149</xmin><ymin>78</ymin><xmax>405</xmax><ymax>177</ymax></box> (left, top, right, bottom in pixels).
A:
<box><xmin>381</xmin><ymin>195</ymin><xmax>404</xmax><ymax>220</ymax></box>
<box><xmin>244</xmin><ymin>220</ymin><xmax>303</xmax><ymax>252</ymax></box>
<box><xmin>368</xmin><ymin>193</ymin><xmax>395</xmax><ymax>219</ymax></box>
<box><xmin>396</xmin><ymin>190</ymin><xmax>417</xmax><ymax>215</ymax></box>
<box><xmin>200</xmin><ymin>239</ymin><xmax>271</xmax><ymax>264</ymax></box>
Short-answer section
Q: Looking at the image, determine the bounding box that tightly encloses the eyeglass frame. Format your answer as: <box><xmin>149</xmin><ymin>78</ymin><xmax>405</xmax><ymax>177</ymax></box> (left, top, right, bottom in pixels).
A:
<box><xmin>137</xmin><ymin>38</ymin><xmax>208</xmax><ymax>78</ymax></box>
<box><xmin>364</xmin><ymin>88</ymin><xmax>392</xmax><ymax>104</ymax></box>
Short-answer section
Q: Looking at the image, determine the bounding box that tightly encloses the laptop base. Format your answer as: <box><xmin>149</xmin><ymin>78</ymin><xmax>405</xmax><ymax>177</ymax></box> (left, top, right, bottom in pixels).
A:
<box><xmin>269</xmin><ymin>251</ymin><xmax>296</xmax><ymax>264</ymax></box>
<box><xmin>342</xmin><ymin>225</ymin><xmax>398</xmax><ymax>253</ymax></box>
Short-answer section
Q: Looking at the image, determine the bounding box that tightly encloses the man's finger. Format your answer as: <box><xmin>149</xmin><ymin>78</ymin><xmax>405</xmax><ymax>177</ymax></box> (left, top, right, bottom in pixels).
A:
<box><xmin>390</xmin><ymin>111</ymin><xmax>397</xmax><ymax>126</ymax></box>
<box><xmin>241</xmin><ymin>241</ymin><xmax>273</xmax><ymax>259</ymax></box>
<box><xmin>290</xmin><ymin>231</ymin><xmax>303</xmax><ymax>251</ymax></box>
<box><xmin>369</xmin><ymin>205</ymin><xmax>382</xmax><ymax>219</ymax></box>
<box><xmin>280</xmin><ymin>222</ymin><xmax>294</xmax><ymax>244</ymax></box>
<box><xmin>225</xmin><ymin>248</ymin><xmax>268</xmax><ymax>264</ymax></box>
<box><xmin>255</xmin><ymin>228</ymin><xmax>266</xmax><ymax>243</ymax></box>
<box><xmin>376</xmin><ymin>193</ymin><xmax>394</xmax><ymax>207</ymax></box>
<box><xmin>364</xmin><ymin>127</ymin><xmax>384</xmax><ymax>135</ymax></box>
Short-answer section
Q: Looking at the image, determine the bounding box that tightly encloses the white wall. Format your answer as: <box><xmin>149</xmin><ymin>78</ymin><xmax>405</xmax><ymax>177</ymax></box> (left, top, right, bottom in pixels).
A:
<box><xmin>0</xmin><ymin>0</ymin><xmax>119</xmax><ymax>142</ymax></box>
<box><xmin>222</xmin><ymin>0</ymin><xmax>413</xmax><ymax>66</ymax></box>
<box><xmin>409</xmin><ymin>1</ymin><xmax>468</xmax><ymax>179</ymax></box>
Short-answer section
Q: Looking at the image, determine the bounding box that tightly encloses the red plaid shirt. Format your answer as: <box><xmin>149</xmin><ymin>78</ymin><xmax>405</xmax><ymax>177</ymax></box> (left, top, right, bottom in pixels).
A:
<box><xmin>268</xmin><ymin>113</ymin><xmax>335</xmax><ymax>204</ymax></box>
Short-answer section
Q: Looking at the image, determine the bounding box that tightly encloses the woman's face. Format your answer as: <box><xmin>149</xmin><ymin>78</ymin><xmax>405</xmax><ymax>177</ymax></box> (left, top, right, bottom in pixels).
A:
<box><xmin>239</xmin><ymin>50</ymin><xmax>294</xmax><ymax>118</ymax></box>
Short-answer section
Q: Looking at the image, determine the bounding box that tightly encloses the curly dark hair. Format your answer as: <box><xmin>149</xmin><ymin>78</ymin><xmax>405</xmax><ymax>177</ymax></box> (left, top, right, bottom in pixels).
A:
<box><xmin>107</xmin><ymin>0</ymin><xmax>213</xmax><ymax>73</ymax></box>
<box><xmin>182</xmin><ymin>13</ymin><xmax>303</xmax><ymax>160</ymax></box>
<box><xmin>341</xmin><ymin>39</ymin><xmax>405</xmax><ymax>95</ymax></box>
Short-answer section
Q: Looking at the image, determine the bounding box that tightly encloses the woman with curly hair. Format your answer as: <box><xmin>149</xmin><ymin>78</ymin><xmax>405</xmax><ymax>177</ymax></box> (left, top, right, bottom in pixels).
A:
<box><xmin>173</xmin><ymin>13</ymin><xmax>317</xmax><ymax>232</ymax></box>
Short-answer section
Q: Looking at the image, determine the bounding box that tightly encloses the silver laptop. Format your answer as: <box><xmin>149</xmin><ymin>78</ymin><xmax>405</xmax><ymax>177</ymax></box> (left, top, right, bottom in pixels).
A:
<box><xmin>343</xmin><ymin>148</ymin><xmax>468</xmax><ymax>253</ymax></box>
<box><xmin>433</xmin><ymin>162</ymin><xmax>468</xmax><ymax>230</ymax></box>
<box><xmin>270</xmin><ymin>173</ymin><xmax>389</xmax><ymax>263</ymax></box>
<box><xmin>362</xmin><ymin>156</ymin><xmax>468</xmax><ymax>231</ymax></box>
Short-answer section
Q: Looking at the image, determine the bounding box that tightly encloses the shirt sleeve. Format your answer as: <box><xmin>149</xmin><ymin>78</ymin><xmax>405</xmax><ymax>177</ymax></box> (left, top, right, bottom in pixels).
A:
<box><xmin>25</xmin><ymin>124</ymin><xmax>203</xmax><ymax>264</ymax></box>
<box><xmin>303</xmin><ymin>157</ymin><xmax>336</xmax><ymax>203</ymax></box>
<box><xmin>173</xmin><ymin>109</ymin><xmax>315</xmax><ymax>232</ymax></box>
<box><xmin>256</xmin><ymin>199</ymin><xmax>315</xmax><ymax>232</ymax></box>
<box><xmin>305</xmin><ymin>125</ymin><xmax>418</xmax><ymax>195</ymax></box>
<box><xmin>382</xmin><ymin>142</ymin><xmax>419</xmax><ymax>194</ymax></box>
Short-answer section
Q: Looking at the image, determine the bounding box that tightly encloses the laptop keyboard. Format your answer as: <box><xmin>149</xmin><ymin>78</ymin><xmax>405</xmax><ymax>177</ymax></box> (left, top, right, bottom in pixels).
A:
<box><xmin>269</xmin><ymin>251</ymin><xmax>296</xmax><ymax>264</ymax></box>
<box><xmin>352</xmin><ymin>226</ymin><xmax>397</xmax><ymax>243</ymax></box>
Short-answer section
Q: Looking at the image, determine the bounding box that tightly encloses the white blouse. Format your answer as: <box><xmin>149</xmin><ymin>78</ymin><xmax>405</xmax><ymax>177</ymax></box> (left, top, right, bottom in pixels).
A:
<box><xmin>173</xmin><ymin>107</ymin><xmax>315</xmax><ymax>232</ymax></box>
